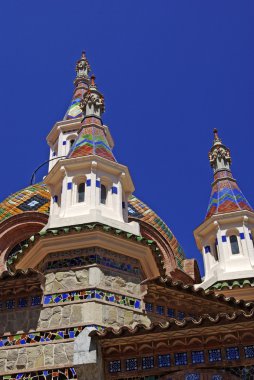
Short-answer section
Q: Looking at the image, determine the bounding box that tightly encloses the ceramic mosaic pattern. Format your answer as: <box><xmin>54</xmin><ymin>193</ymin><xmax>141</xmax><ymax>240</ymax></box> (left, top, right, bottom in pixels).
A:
<box><xmin>128</xmin><ymin>196</ymin><xmax>185</xmax><ymax>268</ymax></box>
<box><xmin>2</xmin><ymin>367</ymin><xmax>77</xmax><ymax>379</ymax></box>
<box><xmin>69</xmin><ymin>124</ymin><xmax>116</xmax><ymax>162</ymax></box>
<box><xmin>0</xmin><ymin>184</ymin><xmax>185</xmax><ymax>267</ymax></box>
<box><xmin>43</xmin><ymin>247</ymin><xmax>142</xmax><ymax>277</ymax></box>
<box><xmin>0</xmin><ymin>183</ymin><xmax>50</xmax><ymax>224</ymax></box>
<box><xmin>44</xmin><ymin>288</ymin><xmax>141</xmax><ymax>309</ymax></box>
<box><xmin>65</xmin><ymin>97</ymin><xmax>83</xmax><ymax>119</ymax></box>
<box><xmin>206</xmin><ymin>170</ymin><xmax>253</xmax><ymax>219</ymax></box>
<box><xmin>0</xmin><ymin>327</ymin><xmax>82</xmax><ymax>347</ymax></box>
<box><xmin>64</xmin><ymin>82</ymin><xmax>88</xmax><ymax>120</ymax></box>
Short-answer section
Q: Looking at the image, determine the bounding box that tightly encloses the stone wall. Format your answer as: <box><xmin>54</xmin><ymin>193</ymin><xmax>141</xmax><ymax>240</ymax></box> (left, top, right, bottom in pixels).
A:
<box><xmin>0</xmin><ymin>342</ymin><xmax>73</xmax><ymax>372</ymax></box>
<box><xmin>45</xmin><ymin>269</ymin><xmax>89</xmax><ymax>293</ymax></box>
<box><xmin>0</xmin><ymin>258</ymin><xmax>150</xmax><ymax>377</ymax></box>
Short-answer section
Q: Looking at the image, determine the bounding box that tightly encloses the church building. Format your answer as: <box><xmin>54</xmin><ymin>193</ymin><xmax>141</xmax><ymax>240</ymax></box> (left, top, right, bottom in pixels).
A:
<box><xmin>0</xmin><ymin>52</ymin><xmax>254</xmax><ymax>380</ymax></box>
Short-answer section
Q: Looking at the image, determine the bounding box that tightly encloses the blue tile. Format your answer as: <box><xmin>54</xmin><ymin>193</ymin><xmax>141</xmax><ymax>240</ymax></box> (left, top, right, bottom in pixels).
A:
<box><xmin>112</xmin><ymin>186</ymin><xmax>118</xmax><ymax>194</ymax></box>
<box><xmin>86</xmin><ymin>179</ymin><xmax>91</xmax><ymax>186</ymax></box>
<box><xmin>191</xmin><ymin>350</ymin><xmax>205</xmax><ymax>364</ymax></box>
<box><xmin>175</xmin><ymin>352</ymin><xmax>187</xmax><ymax>366</ymax></box>
<box><xmin>222</xmin><ymin>235</ymin><xmax>227</xmax><ymax>242</ymax></box>
<box><xmin>53</xmin><ymin>195</ymin><xmax>58</xmax><ymax>203</ymax></box>
<box><xmin>205</xmin><ymin>245</ymin><xmax>211</xmax><ymax>253</ymax></box>
<box><xmin>226</xmin><ymin>347</ymin><xmax>240</xmax><ymax>360</ymax></box>
<box><xmin>158</xmin><ymin>354</ymin><xmax>171</xmax><ymax>368</ymax></box>
<box><xmin>96</xmin><ymin>180</ymin><xmax>100</xmax><ymax>188</ymax></box>
<box><xmin>156</xmin><ymin>305</ymin><xmax>164</xmax><ymax>315</ymax></box>
<box><xmin>63</xmin><ymin>141</ymin><xmax>67</xmax><ymax>145</ymax></box>
<box><xmin>244</xmin><ymin>345</ymin><xmax>254</xmax><ymax>358</ymax></box>
<box><xmin>240</xmin><ymin>232</ymin><xmax>245</xmax><ymax>240</ymax></box>
<box><xmin>44</xmin><ymin>296</ymin><xmax>52</xmax><ymax>305</ymax></box>
<box><xmin>208</xmin><ymin>349</ymin><xmax>222</xmax><ymax>362</ymax></box>
<box><xmin>145</xmin><ymin>303</ymin><xmax>153</xmax><ymax>312</ymax></box>
<box><xmin>67</xmin><ymin>182</ymin><xmax>72</xmax><ymax>190</ymax></box>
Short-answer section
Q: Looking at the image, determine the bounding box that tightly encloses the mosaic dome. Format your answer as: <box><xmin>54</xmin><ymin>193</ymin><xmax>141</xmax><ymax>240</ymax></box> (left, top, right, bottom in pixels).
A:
<box><xmin>0</xmin><ymin>183</ymin><xmax>185</xmax><ymax>268</ymax></box>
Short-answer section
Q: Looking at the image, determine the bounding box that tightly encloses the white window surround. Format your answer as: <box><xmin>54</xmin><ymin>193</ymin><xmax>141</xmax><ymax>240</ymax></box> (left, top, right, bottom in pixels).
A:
<box><xmin>72</xmin><ymin>176</ymin><xmax>87</xmax><ymax>205</ymax></box>
<box><xmin>226</xmin><ymin>229</ymin><xmax>242</xmax><ymax>256</ymax></box>
<box><xmin>99</xmin><ymin>178</ymin><xmax>113</xmax><ymax>208</ymax></box>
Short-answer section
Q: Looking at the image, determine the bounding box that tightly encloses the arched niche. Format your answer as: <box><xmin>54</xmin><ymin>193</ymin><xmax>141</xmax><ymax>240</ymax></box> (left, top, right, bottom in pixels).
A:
<box><xmin>0</xmin><ymin>212</ymin><xmax>48</xmax><ymax>272</ymax></box>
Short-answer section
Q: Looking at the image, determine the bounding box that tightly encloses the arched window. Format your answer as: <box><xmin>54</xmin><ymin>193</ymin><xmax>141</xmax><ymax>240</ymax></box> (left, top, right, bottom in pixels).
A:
<box><xmin>230</xmin><ymin>235</ymin><xmax>240</xmax><ymax>255</ymax></box>
<box><xmin>101</xmin><ymin>184</ymin><xmax>107</xmax><ymax>204</ymax></box>
<box><xmin>77</xmin><ymin>183</ymin><xmax>85</xmax><ymax>203</ymax></box>
<box><xmin>70</xmin><ymin>139</ymin><xmax>75</xmax><ymax>147</ymax></box>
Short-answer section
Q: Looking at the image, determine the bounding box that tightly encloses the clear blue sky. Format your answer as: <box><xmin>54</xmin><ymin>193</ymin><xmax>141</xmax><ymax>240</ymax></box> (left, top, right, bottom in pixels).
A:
<box><xmin>0</xmin><ymin>1</ymin><xmax>254</xmax><ymax>276</ymax></box>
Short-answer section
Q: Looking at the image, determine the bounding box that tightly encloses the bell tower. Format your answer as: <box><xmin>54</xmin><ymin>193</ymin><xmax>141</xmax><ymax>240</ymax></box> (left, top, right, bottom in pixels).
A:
<box><xmin>44</xmin><ymin>55</ymin><xmax>139</xmax><ymax>235</ymax></box>
<box><xmin>194</xmin><ymin>130</ymin><xmax>254</xmax><ymax>297</ymax></box>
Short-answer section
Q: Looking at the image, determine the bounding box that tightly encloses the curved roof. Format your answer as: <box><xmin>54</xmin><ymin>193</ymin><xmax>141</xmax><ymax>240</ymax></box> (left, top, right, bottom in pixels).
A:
<box><xmin>206</xmin><ymin>170</ymin><xmax>253</xmax><ymax>219</ymax></box>
<box><xmin>0</xmin><ymin>183</ymin><xmax>185</xmax><ymax>268</ymax></box>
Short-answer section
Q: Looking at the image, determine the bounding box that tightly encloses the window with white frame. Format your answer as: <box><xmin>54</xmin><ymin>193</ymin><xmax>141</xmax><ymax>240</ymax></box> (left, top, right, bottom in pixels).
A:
<box><xmin>229</xmin><ymin>235</ymin><xmax>240</xmax><ymax>255</ymax></box>
<box><xmin>77</xmin><ymin>182</ymin><xmax>85</xmax><ymax>203</ymax></box>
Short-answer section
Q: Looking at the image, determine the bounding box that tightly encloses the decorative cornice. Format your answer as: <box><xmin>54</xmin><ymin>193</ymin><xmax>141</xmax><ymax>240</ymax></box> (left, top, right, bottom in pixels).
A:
<box><xmin>211</xmin><ymin>278</ymin><xmax>254</xmax><ymax>291</ymax></box>
<box><xmin>8</xmin><ymin>223</ymin><xmax>166</xmax><ymax>278</ymax></box>
<box><xmin>90</xmin><ymin>307</ymin><xmax>254</xmax><ymax>339</ymax></box>
<box><xmin>141</xmin><ymin>276</ymin><xmax>253</xmax><ymax>310</ymax></box>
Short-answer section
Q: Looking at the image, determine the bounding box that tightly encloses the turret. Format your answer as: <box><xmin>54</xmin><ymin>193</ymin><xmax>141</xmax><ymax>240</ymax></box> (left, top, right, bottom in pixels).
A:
<box><xmin>194</xmin><ymin>130</ymin><xmax>254</xmax><ymax>292</ymax></box>
<box><xmin>43</xmin><ymin>57</ymin><xmax>139</xmax><ymax>235</ymax></box>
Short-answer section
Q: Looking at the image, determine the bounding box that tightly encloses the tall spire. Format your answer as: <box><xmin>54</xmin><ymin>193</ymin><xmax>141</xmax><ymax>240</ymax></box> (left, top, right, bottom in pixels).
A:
<box><xmin>68</xmin><ymin>75</ymin><xmax>115</xmax><ymax>162</ymax></box>
<box><xmin>64</xmin><ymin>51</ymin><xmax>91</xmax><ymax>120</ymax></box>
<box><xmin>206</xmin><ymin>129</ymin><xmax>252</xmax><ymax>218</ymax></box>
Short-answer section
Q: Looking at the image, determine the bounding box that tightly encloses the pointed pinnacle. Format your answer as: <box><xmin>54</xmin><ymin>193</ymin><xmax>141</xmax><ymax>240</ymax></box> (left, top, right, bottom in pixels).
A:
<box><xmin>90</xmin><ymin>74</ymin><xmax>96</xmax><ymax>87</ymax></box>
<box><xmin>81</xmin><ymin>51</ymin><xmax>87</xmax><ymax>60</ymax></box>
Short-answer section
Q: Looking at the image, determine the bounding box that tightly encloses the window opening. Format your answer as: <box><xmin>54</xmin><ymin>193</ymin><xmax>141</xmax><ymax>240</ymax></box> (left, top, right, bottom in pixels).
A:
<box><xmin>70</xmin><ymin>139</ymin><xmax>75</xmax><ymax>147</ymax></box>
<box><xmin>77</xmin><ymin>183</ymin><xmax>85</xmax><ymax>203</ymax></box>
<box><xmin>230</xmin><ymin>235</ymin><xmax>240</xmax><ymax>255</ymax></box>
<box><xmin>101</xmin><ymin>184</ymin><xmax>107</xmax><ymax>204</ymax></box>
<box><xmin>214</xmin><ymin>242</ymin><xmax>219</xmax><ymax>261</ymax></box>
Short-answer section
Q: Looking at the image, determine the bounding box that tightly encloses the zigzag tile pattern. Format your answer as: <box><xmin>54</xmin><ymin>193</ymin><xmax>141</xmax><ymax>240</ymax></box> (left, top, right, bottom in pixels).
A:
<box><xmin>69</xmin><ymin>123</ymin><xmax>116</xmax><ymax>162</ymax></box>
<box><xmin>206</xmin><ymin>170</ymin><xmax>253</xmax><ymax>219</ymax></box>
<box><xmin>0</xmin><ymin>185</ymin><xmax>185</xmax><ymax>268</ymax></box>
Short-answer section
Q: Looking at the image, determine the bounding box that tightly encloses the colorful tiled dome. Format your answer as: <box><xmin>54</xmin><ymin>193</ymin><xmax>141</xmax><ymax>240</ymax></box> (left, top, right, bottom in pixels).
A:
<box><xmin>0</xmin><ymin>183</ymin><xmax>50</xmax><ymax>223</ymax></box>
<box><xmin>0</xmin><ymin>183</ymin><xmax>185</xmax><ymax>268</ymax></box>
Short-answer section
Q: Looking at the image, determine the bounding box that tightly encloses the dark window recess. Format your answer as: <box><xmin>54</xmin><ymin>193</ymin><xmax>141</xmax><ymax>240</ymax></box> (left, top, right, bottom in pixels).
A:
<box><xmin>101</xmin><ymin>184</ymin><xmax>107</xmax><ymax>204</ymax></box>
<box><xmin>78</xmin><ymin>183</ymin><xmax>85</xmax><ymax>203</ymax></box>
<box><xmin>230</xmin><ymin>235</ymin><xmax>240</xmax><ymax>254</ymax></box>
<box><xmin>214</xmin><ymin>243</ymin><xmax>219</xmax><ymax>261</ymax></box>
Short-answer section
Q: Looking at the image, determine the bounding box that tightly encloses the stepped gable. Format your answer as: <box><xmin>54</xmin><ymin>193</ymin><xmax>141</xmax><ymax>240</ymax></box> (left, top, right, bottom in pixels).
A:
<box><xmin>206</xmin><ymin>129</ymin><xmax>253</xmax><ymax>219</ymax></box>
